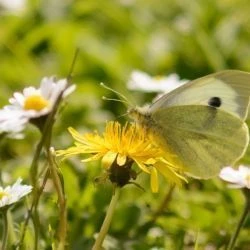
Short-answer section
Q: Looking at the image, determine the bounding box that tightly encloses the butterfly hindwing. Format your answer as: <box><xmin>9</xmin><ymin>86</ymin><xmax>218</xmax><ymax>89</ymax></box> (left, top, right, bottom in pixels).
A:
<box><xmin>150</xmin><ymin>105</ymin><xmax>249</xmax><ymax>178</ymax></box>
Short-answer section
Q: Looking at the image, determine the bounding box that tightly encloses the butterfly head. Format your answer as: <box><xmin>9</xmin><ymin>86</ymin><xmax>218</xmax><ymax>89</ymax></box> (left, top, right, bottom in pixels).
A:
<box><xmin>128</xmin><ymin>105</ymin><xmax>151</xmax><ymax>124</ymax></box>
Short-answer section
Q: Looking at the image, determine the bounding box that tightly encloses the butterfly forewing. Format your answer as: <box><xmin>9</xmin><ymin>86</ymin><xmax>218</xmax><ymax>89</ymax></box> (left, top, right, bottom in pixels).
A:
<box><xmin>149</xmin><ymin>70</ymin><xmax>250</xmax><ymax>121</ymax></box>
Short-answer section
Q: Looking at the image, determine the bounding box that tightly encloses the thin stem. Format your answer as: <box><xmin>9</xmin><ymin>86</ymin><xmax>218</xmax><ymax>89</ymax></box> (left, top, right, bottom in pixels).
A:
<box><xmin>28</xmin><ymin>125</ymin><xmax>52</xmax><ymax>250</ymax></box>
<box><xmin>7</xmin><ymin>210</ymin><xmax>16</xmax><ymax>245</ymax></box>
<box><xmin>67</xmin><ymin>48</ymin><xmax>79</xmax><ymax>81</ymax></box>
<box><xmin>151</xmin><ymin>184</ymin><xmax>175</xmax><ymax>223</ymax></box>
<box><xmin>19</xmin><ymin>83</ymin><xmax>68</xmax><ymax>248</ymax></box>
<box><xmin>17</xmin><ymin>52</ymin><xmax>78</xmax><ymax>248</ymax></box>
<box><xmin>46</xmin><ymin>148</ymin><xmax>67</xmax><ymax>249</ymax></box>
<box><xmin>1</xmin><ymin>209</ymin><xmax>9</xmax><ymax>250</ymax></box>
<box><xmin>92</xmin><ymin>188</ymin><xmax>121</xmax><ymax>250</ymax></box>
<box><xmin>17</xmin><ymin>169</ymin><xmax>50</xmax><ymax>249</ymax></box>
<box><xmin>227</xmin><ymin>190</ymin><xmax>250</xmax><ymax>250</ymax></box>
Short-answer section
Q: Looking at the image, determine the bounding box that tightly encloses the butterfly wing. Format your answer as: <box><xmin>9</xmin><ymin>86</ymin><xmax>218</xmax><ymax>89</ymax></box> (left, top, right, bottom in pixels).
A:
<box><xmin>150</xmin><ymin>70</ymin><xmax>250</xmax><ymax>121</ymax></box>
<box><xmin>150</xmin><ymin>105</ymin><xmax>249</xmax><ymax>178</ymax></box>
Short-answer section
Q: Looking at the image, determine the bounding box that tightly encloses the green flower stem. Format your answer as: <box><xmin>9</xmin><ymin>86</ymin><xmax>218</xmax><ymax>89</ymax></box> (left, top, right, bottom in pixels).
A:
<box><xmin>19</xmin><ymin>79</ymin><xmax>67</xmax><ymax>249</ymax></box>
<box><xmin>151</xmin><ymin>184</ymin><xmax>175</xmax><ymax>223</ymax></box>
<box><xmin>17</xmin><ymin>168</ymin><xmax>50</xmax><ymax>249</ymax></box>
<box><xmin>1</xmin><ymin>209</ymin><xmax>9</xmax><ymax>250</ymax></box>
<box><xmin>7</xmin><ymin>211</ymin><xmax>17</xmax><ymax>245</ymax></box>
<box><xmin>27</xmin><ymin>121</ymin><xmax>54</xmax><ymax>250</ymax></box>
<box><xmin>227</xmin><ymin>189</ymin><xmax>250</xmax><ymax>250</ymax></box>
<box><xmin>92</xmin><ymin>188</ymin><xmax>121</xmax><ymax>250</ymax></box>
<box><xmin>46</xmin><ymin>148</ymin><xmax>67</xmax><ymax>250</ymax></box>
<box><xmin>17</xmin><ymin>52</ymin><xmax>78</xmax><ymax>249</ymax></box>
<box><xmin>25</xmin><ymin>136</ymin><xmax>48</xmax><ymax>250</ymax></box>
<box><xmin>42</xmin><ymin>50</ymin><xmax>80</xmax><ymax>248</ymax></box>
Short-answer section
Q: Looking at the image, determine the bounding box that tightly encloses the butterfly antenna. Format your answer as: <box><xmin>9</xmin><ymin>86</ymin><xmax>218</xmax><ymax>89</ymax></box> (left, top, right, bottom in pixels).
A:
<box><xmin>102</xmin><ymin>96</ymin><xmax>130</xmax><ymax>106</ymax></box>
<box><xmin>102</xmin><ymin>96</ymin><xmax>130</xmax><ymax>119</ymax></box>
<box><xmin>100</xmin><ymin>82</ymin><xmax>133</xmax><ymax>108</ymax></box>
<box><xmin>116</xmin><ymin>112</ymin><xmax>129</xmax><ymax>119</ymax></box>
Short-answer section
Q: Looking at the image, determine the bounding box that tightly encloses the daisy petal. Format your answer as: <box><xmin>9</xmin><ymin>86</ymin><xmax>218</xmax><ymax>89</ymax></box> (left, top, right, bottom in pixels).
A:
<box><xmin>0</xmin><ymin>178</ymin><xmax>32</xmax><ymax>208</ymax></box>
<box><xmin>219</xmin><ymin>165</ymin><xmax>250</xmax><ymax>189</ymax></box>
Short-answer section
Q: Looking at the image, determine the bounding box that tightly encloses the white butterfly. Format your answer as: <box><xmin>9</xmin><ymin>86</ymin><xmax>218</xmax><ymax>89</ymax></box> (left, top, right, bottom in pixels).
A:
<box><xmin>129</xmin><ymin>70</ymin><xmax>250</xmax><ymax>178</ymax></box>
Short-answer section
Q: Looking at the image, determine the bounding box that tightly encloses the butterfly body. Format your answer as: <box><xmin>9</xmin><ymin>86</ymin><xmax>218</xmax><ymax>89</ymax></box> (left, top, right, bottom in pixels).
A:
<box><xmin>129</xmin><ymin>70</ymin><xmax>250</xmax><ymax>179</ymax></box>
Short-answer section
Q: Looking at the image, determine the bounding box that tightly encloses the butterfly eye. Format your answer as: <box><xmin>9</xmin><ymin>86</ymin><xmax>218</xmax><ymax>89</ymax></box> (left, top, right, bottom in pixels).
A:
<box><xmin>208</xmin><ymin>97</ymin><xmax>222</xmax><ymax>108</ymax></box>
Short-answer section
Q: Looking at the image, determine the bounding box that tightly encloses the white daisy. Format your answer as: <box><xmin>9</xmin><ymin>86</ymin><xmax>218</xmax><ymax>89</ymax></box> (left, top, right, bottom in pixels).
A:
<box><xmin>219</xmin><ymin>165</ymin><xmax>250</xmax><ymax>189</ymax></box>
<box><xmin>0</xmin><ymin>178</ymin><xmax>32</xmax><ymax>209</ymax></box>
<box><xmin>0</xmin><ymin>108</ymin><xmax>28</xmax><ymax>138</ymax></box>
<box><xmin>6</xmin><ymin>76</ymin><xmax>75</xmax><ymax>119</ymax></box>
<box><xmin>127</xmin><ymin>70</ymin><xmax>188</xmax><ymax>93</ymax></box>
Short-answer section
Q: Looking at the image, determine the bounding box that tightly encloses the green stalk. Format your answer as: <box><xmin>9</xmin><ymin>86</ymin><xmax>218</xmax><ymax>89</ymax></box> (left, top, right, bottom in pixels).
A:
<box><xmin>17</xmin><ymin>168</ymin><xmax>50</xmax><ymax>250</ymax></box>
<box><xmin>7</xmin><ymin>210</ymin><xmax>16</xmax><ymax>245</ymax></box>
<box><xmin>227</xmin><ymin>189</ymin><xmax>250</xmax><ymax>250</ymax></box>
<box><xmin>46</xmin><ymin>148</ymin><xmax>67</xmax><ymax>249</ymax></box>
<box><xmin>17</xmin><ymin>50</ymin><xmax>78</xmax><ymax>249</ymax></box>
<box><xmin>1</xmin><ymin>208</ymin><xmax>9</xmax><ymax>250</ymax></box>
<box><xmin>151</xmin><ymin>184</ymin><xmax>175</xmax><ymax>223</ymax></box>
<box><xmin>92</xmin><ymin>188</ymin><xmax>121</xmax><ymax>250</ymax></box>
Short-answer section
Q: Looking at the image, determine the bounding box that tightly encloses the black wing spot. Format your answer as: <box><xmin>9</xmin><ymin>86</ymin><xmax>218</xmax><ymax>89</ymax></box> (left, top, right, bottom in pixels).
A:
<box><xmin>208</xmin><ymin>97</ymin><xmax>222</xmax><ymax>108</ymax></box>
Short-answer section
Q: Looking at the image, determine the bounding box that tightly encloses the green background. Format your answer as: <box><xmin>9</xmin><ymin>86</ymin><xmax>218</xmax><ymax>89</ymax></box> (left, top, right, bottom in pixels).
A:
<box><xmin>0</xmin><ymin>0</ymin><xmax>250</xmax><ymax>249</ymax></box>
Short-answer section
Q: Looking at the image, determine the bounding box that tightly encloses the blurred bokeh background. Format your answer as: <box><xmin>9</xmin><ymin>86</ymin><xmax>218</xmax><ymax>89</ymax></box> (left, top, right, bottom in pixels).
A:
<box><xmin>0</xmin><ymin>0</ymin><xmax>250</xmax><ymax>249</ymax></box>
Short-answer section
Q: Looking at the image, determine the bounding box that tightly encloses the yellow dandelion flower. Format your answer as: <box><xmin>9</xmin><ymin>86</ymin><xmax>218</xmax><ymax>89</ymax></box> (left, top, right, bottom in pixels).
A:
<box><xmin>57</xmin><ymin>121</ymin><xmax>186</xmax><ymax>192</ymax></box>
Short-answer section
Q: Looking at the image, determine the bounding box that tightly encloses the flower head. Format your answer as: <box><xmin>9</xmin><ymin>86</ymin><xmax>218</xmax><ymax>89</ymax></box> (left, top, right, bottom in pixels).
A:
<box><xmin>0</xmin><ymin>178</ymin><xmax>32</xmax><ymax>209</ymax></box>
<box><xmin>219</xmin><ymin>165</ymin><xmax>250</xmax><ymax>189</ymax></box>
<box><xmin>7</xmin><ymin>76</ymin><xmax>75</xmax><ymax>119</ymax></box>
<box><xmin>57</xmin><ymin>121</ymin><xmax>185</xmax><ymax>192</ymax></box>
<box><xmin>0</xmin><ymin>76</ymin><xmax>75</xmax><ymax>134</ymax></box>
<box><xmin>127</xmin><ymin>70</ymin><xmax>188</xmax><ymax>93</ymax></box>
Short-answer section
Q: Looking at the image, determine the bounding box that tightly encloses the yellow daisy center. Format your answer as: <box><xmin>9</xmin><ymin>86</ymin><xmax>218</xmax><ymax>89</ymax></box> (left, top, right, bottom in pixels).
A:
<box><xmin>153</xmin><ymin>75</ymin><xmax>164</xmax><ymax>82</ymax></box>
<box><xmin>0</xmin><ymin>191</ymin><xmax>8</xmax><ymax>200</ymax></box>
<box><xmin>24</xmin><ymin>95</ymin><xmax>49</xmax><ymax>111</ymax></box>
